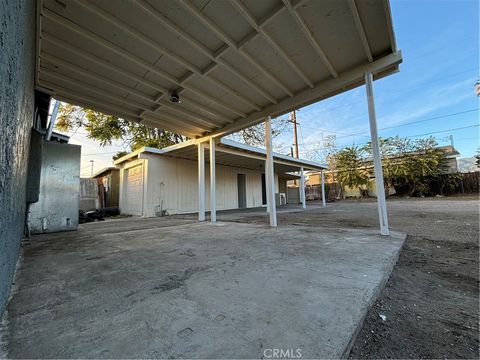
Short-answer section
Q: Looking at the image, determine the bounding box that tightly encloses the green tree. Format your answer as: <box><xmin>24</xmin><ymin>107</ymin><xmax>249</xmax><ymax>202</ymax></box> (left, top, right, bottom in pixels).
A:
<box><xmin>362</xmin><ymin>136</ymin><xmax>446</xmax><ymax>196</ymax></box>
<box><xmin>112</xmin><ymin>151</ymin><xmax>129</xmax><ymax>161</ymax></box>
<box><xmin>336</xmin><ymin>145</ymin><xmax>370</xmax><ymax>194</ymax></box>
<box><xmin>336</xmin><ymin>136</ymin><xmax>446</xmax><ymax>198</ymax></box>
<box><xmin>57</xmin><ymin>103</ymin><xmax>289</xmax><ymax>155</ymax></box>
<box><xmin>56</xmin><ymin>103</ymin><xmax>186</xmax><ymax>154</ymax></box>
<box><xmin>401</xmin><ymin>137</ymin><xmax>445</xmax><ymax>196</ymax></box>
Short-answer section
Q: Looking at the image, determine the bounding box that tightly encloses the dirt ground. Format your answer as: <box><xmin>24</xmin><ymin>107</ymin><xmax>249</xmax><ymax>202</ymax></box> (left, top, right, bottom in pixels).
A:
<box><xmin>225</xmin><ymin>196</ymin><xmax>479</xmax><ymax>359</ymax></box>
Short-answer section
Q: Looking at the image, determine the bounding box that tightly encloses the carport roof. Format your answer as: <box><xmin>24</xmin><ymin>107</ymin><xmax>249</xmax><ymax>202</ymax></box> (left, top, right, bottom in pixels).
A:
<box><xmin>36</xmin><ymin>0</ymin><xmax>401</xmax><ymax>139</ymax></box>
<box><xmin>114</xmin><ymin>138</ymin><xmax>326</xmax><ymax>172</ymax></box>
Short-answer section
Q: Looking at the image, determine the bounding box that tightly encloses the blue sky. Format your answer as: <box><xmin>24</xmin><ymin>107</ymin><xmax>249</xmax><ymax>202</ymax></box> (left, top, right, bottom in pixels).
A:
<box><xmin>274</xmin><ymin>0</ymin><xmax>479</xmax><ymax>161</ymax></box>
<box><xmin>65</xmin><ymin>0</ymin><xmax>479</xmax><ymax>176</ymax></box>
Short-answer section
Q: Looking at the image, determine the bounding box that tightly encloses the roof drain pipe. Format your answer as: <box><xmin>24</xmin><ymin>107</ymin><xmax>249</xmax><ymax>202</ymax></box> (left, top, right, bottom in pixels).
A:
<box><xmin>45</xmin><ymin>100</ymin><xmax>60</xmax><ymax>141</ymax></box>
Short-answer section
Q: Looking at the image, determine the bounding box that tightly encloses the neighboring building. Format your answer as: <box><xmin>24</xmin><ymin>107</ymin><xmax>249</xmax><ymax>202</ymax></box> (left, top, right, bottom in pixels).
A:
<box><xmin>0</xmin><ymin>0</ymin><xmax>401</xmax><ymax>315</ymax></box>
<box><xmin>79</xmin><ymin>178</ymin><xmax>100</xmax><ymax>211</ymax></box>
<box><xmin>114</xmin><ymin>139</ymin><xmax>325</xmax><ymax>217</ymax></box>
<box><xmin>93</xmin><ymin>167</ymin><xmax>120</xmax><ymax>208</ymax></box>
<box><xmin>29</xmin><ymin>133</ymin><xmax>81</xmax><ymax>234</ymax></box>
<box><xmin>437</xmin><ymin>145</ymin><xmax>461</xmax><ymax>174</ymax></box>
<box><xmin>458</xmin><ymin>157</ymin><xmax>480</xmax><ymax>173</ymax></box>
<box><xmin>306</xmin><ymin>145</ymin><xmax>461</xmax><ymax>198</ymax></box>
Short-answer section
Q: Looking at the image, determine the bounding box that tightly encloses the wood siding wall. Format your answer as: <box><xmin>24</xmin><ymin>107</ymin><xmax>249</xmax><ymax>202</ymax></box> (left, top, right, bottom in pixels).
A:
<box><xmin>119</xmin><ymin>154</ymin><xmax>280</xmax><ymax>217</ymax></box>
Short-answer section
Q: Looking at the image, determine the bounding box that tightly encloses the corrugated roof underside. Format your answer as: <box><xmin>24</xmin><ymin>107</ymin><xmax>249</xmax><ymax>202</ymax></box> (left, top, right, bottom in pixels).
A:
<box><xmin>37</xmin><ymin>0</ymin><xmax>397</xmax><ymax>138</ymax></box>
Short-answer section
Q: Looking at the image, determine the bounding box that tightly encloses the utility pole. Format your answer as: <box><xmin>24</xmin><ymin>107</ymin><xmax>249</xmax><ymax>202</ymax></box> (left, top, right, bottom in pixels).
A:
<box><xmin>289</xmin><ymin>110</ymin><xmax>299</xmax><ymax>158</ymax></box>
<box><xmin>90</xmin><ymin>160</ymin><xmax>94</xmax><ymax>177</ymax></box>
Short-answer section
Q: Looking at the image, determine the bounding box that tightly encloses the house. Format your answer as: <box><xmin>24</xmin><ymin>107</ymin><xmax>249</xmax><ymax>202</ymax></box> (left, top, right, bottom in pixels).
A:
<box><xmin>2</xmin><ymin>0</ymin><xmax>401</xmax><ymax>314</ymax></box>
<box><xmin>306</xmin><ymin>145</ymin><xmax>462</xmax><ymax>198</ymax></box>
<box><xmin>437</xmin><ymin>145</ymin><xmax>460</xmax><ymax>173</ymax></box>
<box><xmin>458</xmin><ymin>157</ymin><xmax>480</xmax><ymax>173</ymax></box>
<box><xmin>114</xmin><ymin>139</ymin><xmax>325</xmax><ymax>217</ymax></box>
<box><xmin>92</xmin><ymin>167</ymin><xmax>120</xmax><ymax>208</ymax></box>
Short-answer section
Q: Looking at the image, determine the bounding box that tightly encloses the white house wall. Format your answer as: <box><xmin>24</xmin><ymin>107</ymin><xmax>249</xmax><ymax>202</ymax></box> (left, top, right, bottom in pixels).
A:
<box><xmin>119</xmin><ymin>154</ymin><xmax>280</xmax><ymax>217</ymax></box>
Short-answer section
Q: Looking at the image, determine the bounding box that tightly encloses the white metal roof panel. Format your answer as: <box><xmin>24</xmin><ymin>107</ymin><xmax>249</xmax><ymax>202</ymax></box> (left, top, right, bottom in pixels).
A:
<box><xmin>36</xmin><ymin>0</ymin><xmax>402</xmax><ymax>139</ymax></box>
<box><xmin>114</xmin><ymin>138</ymin><xmax>327</xmax><ymax>172</ymax></box>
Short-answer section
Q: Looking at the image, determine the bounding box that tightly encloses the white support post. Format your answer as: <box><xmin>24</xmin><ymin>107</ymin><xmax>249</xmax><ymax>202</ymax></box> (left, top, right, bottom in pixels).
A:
<box><xmin>198</xmin><ymin>142</ymin><xmax>205</xmax><ymax>222</ymax></box>
<box><xmin>300</xmin><ymin>167</ymin><xmax>306</xmax><ymax>209</ymax></box>
<box><xmin>365</xmin><ymin>72</ymin><xmax>389</xmax><ymax>235</ymax></box>
<box><xmin>209</xmin><ymin>138</ymin><xmax>216</xmax><ymax>223</ymax></box>
<box><xmin>265</xmin><ymin>160</ymin><xmax>270</xmax><ymax>213</ymax></box>
<box><xmin>265</xmin><ymin>116</ymin><xmax>277</xmax><ymax>227</ymax></box>
<box><xmin>321</xmin><ymin>171</ymin><xmax>326</xmax><ymax>207</ymax></box>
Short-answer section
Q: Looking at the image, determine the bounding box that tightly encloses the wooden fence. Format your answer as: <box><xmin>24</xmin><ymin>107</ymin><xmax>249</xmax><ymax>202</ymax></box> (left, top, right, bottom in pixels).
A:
<box><xmin>305</xmin><ymin>172</ymin><xmax>479</xmax><ymax>200</ymax></box>
<box><xmin>429</xmin><ymin>172</ymin><xmax>479</xmax><ymax>195</ymax></box>
<box><xmin>305</xmin><ymin>183</ymin><xmax>343</xmax><ymax>201</ymax></box>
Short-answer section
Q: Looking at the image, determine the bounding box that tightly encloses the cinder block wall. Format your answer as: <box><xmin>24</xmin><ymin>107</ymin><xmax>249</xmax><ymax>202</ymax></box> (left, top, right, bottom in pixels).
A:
<box><xmin>0</xmin><ymin>0</ymin><xmax>36</xmax><ymax>314</ymax></box>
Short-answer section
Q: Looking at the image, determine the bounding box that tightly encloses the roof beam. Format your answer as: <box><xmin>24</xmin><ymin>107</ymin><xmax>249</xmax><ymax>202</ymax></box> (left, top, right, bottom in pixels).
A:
<box><xmin>130</xmin><ymin>0</ymin><xmax>277</xmax><ymax>105</ymax></box>
<box><xmin>178</xmin><ymin>0</ymin><xmax>294</xmax><ymax>97</ymax></box>
<box><xmin>195</xmin><ymin>51</ymin><xmax>403</xmax><ymax>140</ymax></box>
<box><xmin>292</xmin><ymin>0</ymin><xmax>309</xmax><ymax>9</ymax></box>
<box><xmin>216</xmin><ymin>146</ymin><xmax>323</xmax><ymax>171</ymax></box>
<box><xmin>40</xmin><ymin>79</ymin><xmax>140</xmax><ymax>118</ymax></box>
<box><xmin>55</xmin><ymin>94</ymin><xmax>200</xmax><ymax>137</ymax></box>
<box><xmin>281</xmin><ymin>0</ymin><xmax>338</xmax><ymax>78</ymax></box>
<box><xmin>348</xmin><ymin>0</ymin><xmax>373</xmax><ymax>62</ymax></box>
<box><xmin>76</xmin><ymin>0</ymin><xmax>261</xmax><ymax>111</ymax></box>
<box><xmin>42</xmin><ymin>33</ymin><xmax>233</xmax><ymax>124</ymax></box>
<box><xmin>230</xmin><ymin>0</ymin><xmax>314</xmax><ymax>88</ymax></box>
<box><xmin>382</xmin><ymin>0</ymin><xmax>397</xmax><ymax>52</ymax></box>
<box><xmin>155</xmin><ymin>100</ymin><xmax>223</xmax><ymax>128</ymax></box>
<box><xmin>145</xmin><ymin>112</ymin><xmax>207</xmax><ymax>135</ymax></box>
<box><xmin>181</xmin><ymin>83</ymin><xmax>246</xmax><ymax>118</ymax></box>
<box><xmin>40</xmin><ymin>69</ymin><xmax>214</xmax><ymax>132</ymax></box>
<box><xmin>42</xmin><ymin>62</ymin><xmax>225</xmax><ymax>130</ymax></box>
<box><xmin>42</xmin><ymin>6</ymin><xmax>248</xmax><ymax>119</ymax></box>
<box><xmin>41</xmin><ymin>52</ymin><xmax>156</xmax><ymax>103</ymax></box>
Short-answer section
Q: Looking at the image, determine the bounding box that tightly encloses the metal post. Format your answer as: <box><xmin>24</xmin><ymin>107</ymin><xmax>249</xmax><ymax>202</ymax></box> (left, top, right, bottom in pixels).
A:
<box><xmin>265</xmin><ymin>160</ymin><xmax>270</xmax><ymax>213</ymax></box>
<box><xmin>321</xmin><ymin>171</ymin><xmax>326</xmax><ymax>207</ymax></box>
<box><xmin>209</xmin><ymin>138</ymin><xmax>216</xmax><ymax>223</ymax></box>
<box><xmin>46</xmin><ymin>100</ymin><xmax>60</xmax><ymax>141</ymax></box>
<box><xmin>198</xmin><ymin>143</ymin><xmax>205</xmax><ymax>221</ymax></box>
<box><xmin>365</xmin><ymin>72</ymin><xmax>389</xmax><ymax>235</ymax></box>
<box><xmin>265</xmin><ymin>116</ymin><xmax>277</xmax><ymax>227</ymax></box>
<box><xmin>300</xmin><ymin>167</ymin><xmax>306</xmax><ymax>209</ymax></box>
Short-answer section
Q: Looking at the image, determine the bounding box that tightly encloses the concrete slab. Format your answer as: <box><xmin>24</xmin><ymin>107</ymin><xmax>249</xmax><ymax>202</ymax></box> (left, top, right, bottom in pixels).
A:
<box><xmin>4</xmin><ymin>217</ymin><xmax>405</xmax><ymax>359</ymax></box>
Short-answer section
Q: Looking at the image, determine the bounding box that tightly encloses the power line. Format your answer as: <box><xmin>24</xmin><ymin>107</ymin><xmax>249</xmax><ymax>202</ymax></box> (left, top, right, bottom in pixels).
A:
<box><xmin>81</xmin><ymin>151</ymin><xmax>120</xmax><ymax>157</ymax></box>
<box><xmin>351</xmin><ymin>108</ymin><xmax>480</xmax><ymax>136</ymax></box>
<box><xmin>299</xmin><ymin>108</ymin><xmax>479</xmax><ymax>145</ymax></box>
<box><xmin>294</xmin><ymin>66</ymin><xmax>478</xmax><ymax>119</ymax></box>
<box><xmin>298</xmin><ymin>124</ymin><xmax>480</xmax><ymax>150</ymax></box>
<box><xmin>406</xmin><ymin>124</ymin><xmax>479</xmax><ymax>139</ymax></box>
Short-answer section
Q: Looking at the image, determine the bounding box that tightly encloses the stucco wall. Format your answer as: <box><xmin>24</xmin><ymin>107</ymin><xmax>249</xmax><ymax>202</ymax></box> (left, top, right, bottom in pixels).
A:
<box><xmin>0</xmin><ymin>0</ymin><xmax>36</xmax><ymax>313</ymax></box>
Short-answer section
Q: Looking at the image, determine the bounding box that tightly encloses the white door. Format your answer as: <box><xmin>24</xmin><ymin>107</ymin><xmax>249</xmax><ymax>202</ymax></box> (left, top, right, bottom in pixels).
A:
<box><xmin>124</xmin><ymin>164</ymin><xmax>143</xmax><ymax>216</ymax></box>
